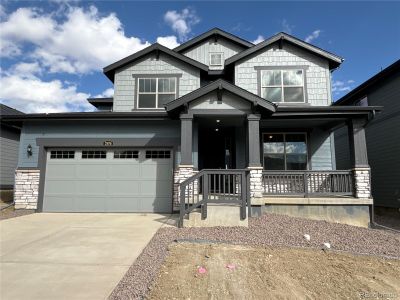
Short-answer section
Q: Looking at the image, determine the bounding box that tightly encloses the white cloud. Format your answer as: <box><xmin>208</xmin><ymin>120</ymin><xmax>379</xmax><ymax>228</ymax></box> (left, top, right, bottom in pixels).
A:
<box><xmin>252</xmin><ymin>35</ymin><xmax>265</xmax><ymax>44</ymax></box>
<box><xmin>305</xmin><ymin>30</ymin><xmax>322</xmax><ymax>43</ymax></box>
<box><xmin>0</xmin><ymin>6</ymin><xmax>151</xmax><ymax>74</ymax></box>
<box><xmin>281</xmin><ymin>19</ymin><xmax>294</xmax><ymax>34</ymax></box>
<box><xmin>8</xmin><ymin>62</ymin><xmax>43</xmax><ymax>78</ymax></box>
<box><xmin>164</xmin><ymin>8</ymin><xmax>200</xmax><ymax>41</ymax></box>
<box><xmin>94</xmin><ymin>88</ymin><xmax>114</xmax><ymax>98</ymax></box>
<box><xmin>332</xmin><ymin>79</ymin><xmax>355</xmax><ymax>94</ymax></box>
<box><xmin>0</xmin><ymin>74</ymin><xmax>93</xmax><ymax>113</ymax></box>
<box><xmin>156</xmin><ymin>35</ymin><xmax>180</xmax><ymax>49</ymax></box>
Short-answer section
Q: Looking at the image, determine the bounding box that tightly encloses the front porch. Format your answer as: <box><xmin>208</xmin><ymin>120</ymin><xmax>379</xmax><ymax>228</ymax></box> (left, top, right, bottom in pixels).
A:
<box><xmin>165</xmin><ymin>80</ymin><xmax>379</xmax><ymax>227</ymax></box>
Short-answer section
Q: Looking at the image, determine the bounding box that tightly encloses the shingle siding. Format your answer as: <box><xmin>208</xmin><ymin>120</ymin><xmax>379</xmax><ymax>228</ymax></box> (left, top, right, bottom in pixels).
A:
<box><xmin>234</xmin><ymin>43</ymin><xmax>332</xmax><ymax>106</ymax></box>
<box><xmin>181</xmin><ymin>38</ymin><xmax>244</xmax><ymax>70</ymax></box>
<box><xmin>113</xmin><ymin>53</ymin><xmax>200</xmax><ymax>111</ymax></box>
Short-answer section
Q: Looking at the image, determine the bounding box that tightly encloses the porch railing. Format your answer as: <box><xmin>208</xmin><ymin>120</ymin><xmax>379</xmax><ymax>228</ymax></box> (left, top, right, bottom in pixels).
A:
<box><xmin>262</xmin><ymin>170</ymin><xmax>354</xmax><ymax>197</ymax></box>
<box><xmin>178</xmin><ymin>169</ymin><xmax>250</xmax><ymax>228</ymax></box>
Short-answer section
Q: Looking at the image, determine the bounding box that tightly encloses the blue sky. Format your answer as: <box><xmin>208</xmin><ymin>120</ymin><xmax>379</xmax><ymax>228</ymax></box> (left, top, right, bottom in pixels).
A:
<box><xmin>0</xmin><ymin>1</ymin><xmax>399</xmax><ymax>113</ymax></box>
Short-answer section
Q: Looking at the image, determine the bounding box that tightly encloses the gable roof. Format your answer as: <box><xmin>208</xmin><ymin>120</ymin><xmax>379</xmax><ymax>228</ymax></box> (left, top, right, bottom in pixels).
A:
<box><xmin>165</xmin><ymin>79</ymin><xmax>276</xmax><ymax>112</ymax></box>
<box><xmin>334</xmin><ymin>59</ymin><xmax>400</xmax><ymax>106</ymax></box>
<box><xmin>0</xmin><ymin>104</ymin><xmax>24</xmax><ymax>115</ymax></box>
<box><xmin>174</xmin><ymin>28</ymin><xmax>254</xmax><ymax>53</ymax></box>
<box><xmin>225</xmin><ymin>32</ymin><xmax>343</xmax><ymax>69</ymax></box>
<box><xmin>103</xmin><ymin>43</ymin><xmax>209</xmax><ymax>82</ymax></box>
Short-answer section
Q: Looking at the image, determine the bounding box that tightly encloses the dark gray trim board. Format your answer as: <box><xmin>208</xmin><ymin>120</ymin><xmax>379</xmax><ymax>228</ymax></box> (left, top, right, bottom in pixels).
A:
<box><xmin>131</xmin><ymin>73</ymin><xmax>183</xmax><ymax>78</ymax></box>
<box><xmin>174</xmin><ymin>27</ymin><xmax>253</xmax><ymax>53</ymax></box>
<box><xmin>225</xmin><ymin>32</ymin><xmax>343</xmax><ymax>69</ymax></box>
<box><xmin>165</xmin><ymin>79</ymin><xmax>276</xmax><ymax>112</ymax></box>
<box><xmin>0</xmin><ymin>184</ymin><xmax>14</xmax><ymax>190</ymax></box>
<box><xmin>103</xmin><ymin>43</ymin><xmax>208</xmax><ymax>82</ymax></box>
<box><xmin>36</xmin><ymin>137</ymin><xmax>180</xmax><ymax>148</ymax></box>
<box><xmin>256</xmin><ymin>65</ymin><xmax>309</xmax><ymax>104</ymax></box>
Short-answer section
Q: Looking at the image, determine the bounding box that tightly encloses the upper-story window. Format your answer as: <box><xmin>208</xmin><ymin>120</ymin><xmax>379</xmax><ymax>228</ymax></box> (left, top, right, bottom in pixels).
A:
<box><xmin>261</xmin><ymin>69</ymin><xmax>305</xmax><ymax>103</ymax></box>
<box><xmin>209</xmin><ymin>53</ymin><xmax>223</xmax><ymax>66</ymax></box>
<box><xmin>138</xmin><ymin>77</ymin><xmax>176</xmax><ymax>109</ymax></box>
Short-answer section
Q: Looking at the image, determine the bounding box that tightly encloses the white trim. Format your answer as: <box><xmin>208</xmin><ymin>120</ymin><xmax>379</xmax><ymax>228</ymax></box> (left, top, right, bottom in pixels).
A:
<box><xmin>209</xmin><ymin>52</ymin><xmax>224</xmax><ymax>66</ymax></box>
<box><xmin>137</xmin><ymin>77</ymin><xmax>177</xmax><ymax>109</ymax></box>
<box><xmin>261</xmin><ymin>69</ymin><xmax>305</xmax><ymax>103</ymax></box>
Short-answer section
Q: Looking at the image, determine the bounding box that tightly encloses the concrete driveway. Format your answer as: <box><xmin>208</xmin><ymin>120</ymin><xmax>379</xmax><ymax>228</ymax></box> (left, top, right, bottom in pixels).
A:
<box><xmin>0</xmin><ymin>213</ymin><xmax>174</xmax><ymax>300</ymax></box>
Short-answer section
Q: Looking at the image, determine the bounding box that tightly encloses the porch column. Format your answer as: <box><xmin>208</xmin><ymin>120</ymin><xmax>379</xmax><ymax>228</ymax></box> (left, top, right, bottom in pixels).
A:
<box><xmin>180</xmin><ymin>113</ymin><xmax>193</xmax><ymax>166</ymax></box>
<box><xmin>347</xmin><ymin>118</ymin><xmax>371</xmax><ymax>199</ymax></box>
<box><xmin>247</xmin><ymin>114</ymin><xmax>263</xmax><ymax>198</ymax></box>
<box><xmin>173</xmin><ymin>113</ymin><xmax>196</xmax><ymax>210</ymax></box>
<box><xmin>247</xmin><ymin>114</ymin><xmax>261</xmax><ymax>167</ymax></box>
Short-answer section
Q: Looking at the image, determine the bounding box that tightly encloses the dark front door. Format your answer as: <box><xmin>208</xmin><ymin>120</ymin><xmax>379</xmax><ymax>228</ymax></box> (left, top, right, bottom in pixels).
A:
<box><xmin>198</xmin><ymin>127</ymin><xmax>236</xmax><ymax>170</ymax></box>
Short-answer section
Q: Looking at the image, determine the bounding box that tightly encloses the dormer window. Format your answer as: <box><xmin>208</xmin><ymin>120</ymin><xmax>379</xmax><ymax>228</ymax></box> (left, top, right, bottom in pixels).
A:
<box><xmin>137</xmin><ymin>77</ymin><xmax>176</xmax><ymax>109</ymax></box>
<box><xmin>210</xmin><ymin>53</ymin><xmax>223</xmax><ymax>66</ymax></box>
<box><xmin>261</xmin><ymin>69</ymin><xmax>305</xmax><ymax>103</ymax></box>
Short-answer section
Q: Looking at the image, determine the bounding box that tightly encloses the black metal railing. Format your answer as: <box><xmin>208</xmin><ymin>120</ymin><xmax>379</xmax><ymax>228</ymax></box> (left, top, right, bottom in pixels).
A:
<box><xmin>262</xmin><ymin>170</ymin><xmax>354</xmax><ymax>197</ymax></box>
<box><xmin>178</xmin><ymin>169</ymin><xmax>250</xmax><ymax>228</ymax></box>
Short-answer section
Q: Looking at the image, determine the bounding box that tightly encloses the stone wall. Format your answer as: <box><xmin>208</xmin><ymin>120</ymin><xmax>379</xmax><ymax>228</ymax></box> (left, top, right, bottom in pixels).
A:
<box><xmin>249</xmin><ymin>168</ymin><xmax>263</xmax><ymax>199</ymax></box>
<box><xmin>173</xmin><ymin>166</ymin><xmax>197</xmax><ymax>210</ymax></box>
<box><xmin>354</xmin><ymin>167</ymin><xmax>371</xmax><ymax>199</ymax></box>
<box><xmin>14</xmin><ymin>169</ymin><xmax>40</xmax><ymax>209</ymax></box>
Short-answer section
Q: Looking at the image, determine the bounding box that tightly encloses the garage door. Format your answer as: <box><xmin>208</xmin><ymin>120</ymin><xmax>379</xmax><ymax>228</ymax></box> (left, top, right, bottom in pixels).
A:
<box><xmin>43</xmin><ymin>149</ymin><xmax>173</xmax><ymax>212</ymax></box>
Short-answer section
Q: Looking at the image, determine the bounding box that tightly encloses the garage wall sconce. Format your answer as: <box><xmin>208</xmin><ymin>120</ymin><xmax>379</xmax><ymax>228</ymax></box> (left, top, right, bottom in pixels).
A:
<box><xmin>27</xmin><ymin>144</ymin><xmax>33</xmax><ymax>156</ymax></box>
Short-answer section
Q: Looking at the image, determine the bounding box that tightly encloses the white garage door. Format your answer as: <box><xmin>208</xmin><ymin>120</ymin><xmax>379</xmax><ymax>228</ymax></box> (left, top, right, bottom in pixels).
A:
<box><xmin>43</xmin><ymin>149</ymin><xmax>173</xmax><ymax>212</ymax></box>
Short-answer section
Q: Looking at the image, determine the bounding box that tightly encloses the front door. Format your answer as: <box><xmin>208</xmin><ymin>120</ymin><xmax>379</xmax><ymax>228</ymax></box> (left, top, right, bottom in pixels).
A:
<box><xmin>198</xmin><ymin>127</ymin><xmax>236</xmax><ymax>170</ymax></box>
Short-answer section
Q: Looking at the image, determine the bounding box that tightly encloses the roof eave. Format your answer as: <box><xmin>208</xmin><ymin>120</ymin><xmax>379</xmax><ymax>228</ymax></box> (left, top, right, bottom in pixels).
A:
<box><xmin>225</xmin><ymin>33</ymin><xmax>343</xmax><ymax>69</ymax></box>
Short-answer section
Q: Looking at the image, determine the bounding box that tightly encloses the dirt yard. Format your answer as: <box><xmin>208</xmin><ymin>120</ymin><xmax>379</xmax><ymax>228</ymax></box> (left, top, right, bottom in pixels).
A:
<box><xmin>147</xmin><ymin>243</ymin><xmax>400</xmax><ymax>300</ymax></box>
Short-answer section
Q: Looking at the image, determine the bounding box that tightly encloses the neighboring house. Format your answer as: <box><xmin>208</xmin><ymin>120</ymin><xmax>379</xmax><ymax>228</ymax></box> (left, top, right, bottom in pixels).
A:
<box><xmin>0</xmin><ymin>104</ymin><xmax>23</xmax><ymax>199</ymax></box>
<box><xmin>1</xmin><ymin>28</ymin><xmax>381</xmax><ymax>227</ymax></box>
<box><xmin>334</xmin><ymin>60</ymin><xmax>400</xmax><ymax>209</ymax></box>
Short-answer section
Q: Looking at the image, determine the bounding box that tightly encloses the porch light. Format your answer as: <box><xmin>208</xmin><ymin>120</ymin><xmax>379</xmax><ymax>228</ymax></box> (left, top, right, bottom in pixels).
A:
<box><xmin>215</xmin><ymin>128</ymin><xmax>219</xmax><ymax>132</ymax></box>
<box><xmin>216</xmin><ymin>119</ymin><xmax>220</xmax><ymax>123</ymax></box>
<box><xmin>27</xmin><ymin>144</ymin><xmax>33</xmax><ymax>156</ymax></box>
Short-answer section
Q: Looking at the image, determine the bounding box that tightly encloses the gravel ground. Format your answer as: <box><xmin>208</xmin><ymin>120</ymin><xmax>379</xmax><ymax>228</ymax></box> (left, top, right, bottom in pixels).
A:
<box><xmin>109</xmin><ymin>213</ymin><xmax>400</xmax><ymax>300</ymax></box>
<box><xmin>0</xmin><ymin>206</ymin><xmax>35</xmax><ymax>220</ymax></box>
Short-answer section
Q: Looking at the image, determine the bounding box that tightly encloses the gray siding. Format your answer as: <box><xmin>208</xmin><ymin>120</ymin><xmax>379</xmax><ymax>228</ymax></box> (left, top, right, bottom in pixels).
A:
<box><xmin>234</xmin><ymin>43</ymin><xmax>332</xmax><ymax>106</ymax></box>
<box><xmin>309</xmin><ymin>129</ymin><xmax>334</xmax><ymax>170</ymax></box>
<box><xmin>181</xmin><ymin>38</ymin><xmax>244</xmax><ymax>70</ymax></box>
<box><xmin>0</xmin><ymin>126</ymin><xmax>20</xmax><ymax>187</ymax></box>
<box><xmin>335</xmin><ymin>72</ymin><xmax>400</xmax><ymax>207</ymax></box>
<box><xmin>18</xmin><ymin>121</ymin><xmax>180</xmax><ymax>168</ymax></box>
<box><xmin>113</xmin><ymin>53</ymin><xmax>200</xmax><ymax>112</ymax></box>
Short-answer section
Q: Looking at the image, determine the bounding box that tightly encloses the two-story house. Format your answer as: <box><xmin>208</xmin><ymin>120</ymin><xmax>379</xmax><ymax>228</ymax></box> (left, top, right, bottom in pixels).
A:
<box><xmin>1</xmin><ymin>28</ymin><xmax>381</xmax><ymax>227</ymax></box>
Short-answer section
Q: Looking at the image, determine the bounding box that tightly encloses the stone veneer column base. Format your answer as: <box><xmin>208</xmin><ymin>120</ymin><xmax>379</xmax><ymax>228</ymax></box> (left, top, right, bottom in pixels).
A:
<box><xmin>173</xmin><ymin>165</ymin><xmax>197</xmax><ymax>211</ymax></box>
<box><xmin>249</xmin><ymin>167</ymin><xmax>263</xmax><ymax>199</ymax></box>
<box><xmin>353</xmin><ymin>167</ymin><xmax>371</xmax><ymax>199</ymax></box>
<box><xmin>14</xmin><ymin>169</ymin><xmax>40</xmax><ymax>210</ymax></box>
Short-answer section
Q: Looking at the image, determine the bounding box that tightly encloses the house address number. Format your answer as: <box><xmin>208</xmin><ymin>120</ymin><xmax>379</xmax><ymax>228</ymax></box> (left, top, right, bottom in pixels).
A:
<box><xmin>103</xmin><ymin>140</ymin><xmax>113</xmax><ymax>146</ymax></box>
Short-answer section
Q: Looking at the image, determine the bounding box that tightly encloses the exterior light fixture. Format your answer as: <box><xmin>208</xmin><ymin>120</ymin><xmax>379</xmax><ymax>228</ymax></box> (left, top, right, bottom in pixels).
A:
<box><xmin>215</xmin><ymin>128</ymin><xmax>219</xmax><ymax>132</ymax></box>
<box><xmin>216</xmin><ymin>119</ymin><xmax>220</xmax><ymax>123</ymax></box>
<box><xmin>27</xmin><ymin>144</ymin><xmax>33</xmax><ymax>156</ymax></box>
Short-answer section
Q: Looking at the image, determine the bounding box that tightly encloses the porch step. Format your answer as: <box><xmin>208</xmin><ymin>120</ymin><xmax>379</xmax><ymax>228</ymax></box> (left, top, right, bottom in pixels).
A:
<box><xmin>183</xmin><ymin>204</ymin><xmax>248</xmax><ymax>227</ymax></box>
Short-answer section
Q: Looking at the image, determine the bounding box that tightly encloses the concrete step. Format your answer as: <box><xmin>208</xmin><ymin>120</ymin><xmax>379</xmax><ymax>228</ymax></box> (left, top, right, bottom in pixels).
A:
<box><xmin>183</xmin><ymin>204</ymin><xmax>248</xmax><ymax>227</ymax></box>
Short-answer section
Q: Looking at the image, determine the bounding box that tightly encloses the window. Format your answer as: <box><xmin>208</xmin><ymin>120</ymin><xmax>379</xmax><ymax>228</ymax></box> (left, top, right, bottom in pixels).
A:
<box><xmin>82</xmin><ymin>150</ymin><xmax>106</xmax><ymax>159</ymax></box>
<box><xmin>263</xmin><ymin>133</ymin><xmax>307</xmax><ymax>170</ymax></box>
<box><xmin>145</xmin><ymin>150</ymin><xmax>171</xmax><ymax>159</ymax></box>
<box><xmin>137</xmin><ymin>77</ymin><xmax>176</xmax><ymax>109</ymax></box>
<box><xmin>210</xmin><ymin>53</ymin><xmax>223</xmax><ymax>66</ymax></box>
<box><xmin>261</xmin><ymin>69</ymin><xmax>305</xmax><ymax>103</ymax></box>
<box><xmin>114</xmin><ymin>150</ymin><xmax>139</xmax><ymax>159</ymax></box>
<box><xmin>50</xmin><ymin>150</ymin><xmax>75</xmax><ymax>159</ymax></box>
